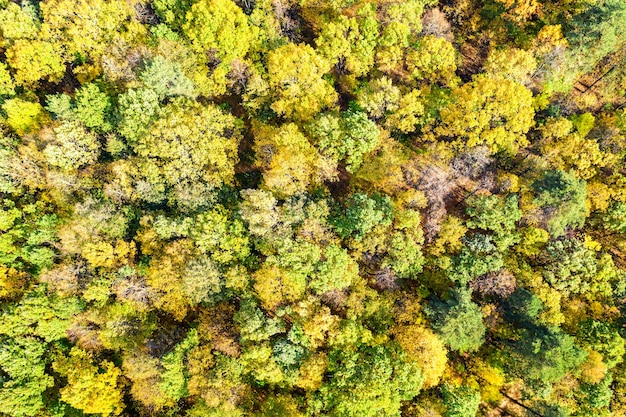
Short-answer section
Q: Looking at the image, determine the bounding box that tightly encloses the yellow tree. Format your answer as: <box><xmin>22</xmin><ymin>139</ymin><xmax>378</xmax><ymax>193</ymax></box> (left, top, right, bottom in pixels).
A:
<box><xmin>264</xmin><ymin>43</ymin><xmax>337</xmax><ymax>121</ymax></box>
<box><xmin>54</xmin><ymin>348</ymin><xmax>125</xmax><ymax>416</ymax></box>
<box><xmin>183</xmin><ymin>0</ymin><xmax>259</xmax><ymax>96</ymax></box>
<box><xmin>315</xmin><ymin>4</ymin><xmax>379</xmax><ymax>78</ymax></box>
<box><xmin>436</xmin><ymin>75</ymin><xmax>535</xmax><ymax>155</ymax></box>
<box><xmin>483</xmin><ymin>47</ymin><xmax>537</xmax><ymax>85</ymax></box>
<box><xmin>253</xmin><ymin>123</ymin><xmax>334</xmax><ymax>196</ymax></box>
<box><xmin>40</xmin><ymin>0</ymin><xmax>139</xmax><ymax>81</ymax></box>
<box><xmin>0</xmin><ymin>2</ymin><xmax>39</xmax><ymax>46</ymax></box>
<box><xmin>405</xmin><ymin>35</ymin><xmax>457</xmax><ymax>85</ymax></box>
<box><xmin>538</xmin><ymin>117</ymin><xmax>613</xmax><ymax>180</ymax></box>
<box><xmin>5</xmin><ymin>40</ymin><xmax>65</xmax><ymax>87</ymax></box>
<box><xmin>393</xmin><ymin>323</ymin><xmax>448</xmax><ymax>388</ymax></box>
<box><xmin>253</xmin><ymin>263</ymin><xmax>307</xmax><ymax>311</ymax></box>
<box><xmin>2</xmin><ymin>99</ymin><xmax>46</xmax><ymax>136</ymax></box>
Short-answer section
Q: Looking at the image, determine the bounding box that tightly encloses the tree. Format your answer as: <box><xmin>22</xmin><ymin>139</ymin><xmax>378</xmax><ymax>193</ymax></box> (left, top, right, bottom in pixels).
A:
<box><xmin>465</xmin><ymin>194</ymin><xmax>522</xmax><ymax>250</ymax></box>
<box><xmin>0</xmin><ymin>336</ymin><xmax>54</xmax><ymax>417</ymax></box>
<box><xmin>601</xmin><ymin>202</ymin><xmax>626</xmax><ymax>233</ymax></box>
<box><xmin>532</xmin><ymin>170</ymin><xmax>587</xmax><ymax>237</ymax></box>
<box><xmin>2</xmin><ymin>98</ymin><xmax>46</xmax><ymax>136</ymax></box>
<box><xmin>0</xmin><ymin>199</ymin><xmax>58</xmax><ymax>273</ymax></box>
<box><xmin>405</xmin><ymin>35</ymin><xmax>457</xmax><ymax>85</ymax></box>
<box><xmin>253</xmin><ymin>123</ymin><xmax>332</xmax><ymax>197</ymax></box>
<box><xmin>159</xmin><ymin>329</ymin><xmax>199</xmax><ymax>401</ymax></box>
<box><xmin>123</xmin><ymin>98</ymin><xmax>240</xmax><ymax>206</ymax></box>
<box><xmin>263</xmin><ymin>43</ymin><xmax>337</xmax><ymax>121</ymax></box>
<box><xmin>375</xmin><ymin>0</ymin><xmax>428</xmax><ymax>76</ymax></box>
<box><xmin>331</xmin><ymin>193</ymin><xmax>393</xmax><ymax>240</ymax></box>
<box><xmin>448</xmin><ymin>234</ymin><xmax>504</xmax><ymax>285</ymax></box>
<box><xmin>539</xmin><ymin>239</ymin><xmax>602</xmax><ymax>296</ymax></box>
<box><xmin>122</xmin><ymin>352</ymin><xmax>174</xmax><ymax>411</ymax></box>
<box><xmin>254</xmin><ymin>263</ymin><xmax>307</xmax><ymax>311</ymax></box>
<box><xmin>139</xmin><ymin>56</ymin><xmax>196</xmax><ymax>101</ymax></box>
<box><xmin>183</xmin><ymin>0</ymin><xmax>258</xmax><ymax>95</ymax></box>
<box><xmin>43</xmin><ymin>121</ymin><xmax>101</xmax><ymax>170</ymax></box>
<box><xmin>425</xmin><ymin>288</ymin><xmax>486</xmax><ymax>353</ymax></box>
<box><xmin>0</xmin><ymin>2</ymin><xmax>40</xmax><ymax>46</ymax></box>
<box><xmin>306</xmin><ymin>110</ymin><xmax>381</xmax><ymax>173</ymax></box>
<box><xmin>393</xmin><ymin>324</ymin><xmax>448</xmax><ymax>388</ymax></box>
<box><xmin>576</xmin><ymin>320</ymin><xmax>625</xmax><ymax>370</ymax></box>
<box><xmin>560</xmin><ymin>0</ymin><xmax>626</xmax><ymax>90</ymax></box>
<box><xmin>239</xmin><ymin>189</ymin><xmax>279</xmax><ymax>238</ymax></box>
<box><xmin>382</xmin><ymin>209</ymin><xmax>425</xmax><ymax>278</ymax></box>
<box><xmin>54</xmin><ymin>348</ymin><xmax>125</xmax><ymax>416</ymax></box>
<box><xmin>183</xmin><ymin>0</ymin><xmax>255</xmax><ymax>61</ymax></box>
<box><xmin>355</xmin><ymin>76</ymin><xmax>402</xmax><ymax>120</ymax></box>
<box><xmin>117</xmin><ymin>88</ymin><xmax>161</xmax><ymax>144</ymax></box>
<box><xmin>502</xmin><ymin>290</ymin><xmax>588</xmax><ymax>384</ymax></box>
<box><xmin>309</xmin><ymin>344</ymin><xmax>424</xmax><ymax>417</ymax></box>
<box><xmin>0</xmin><ymin>62</ymin><xmax>15</xmax><ymax>96</ymax></box>
<box><xmin>470</xmin><ymin>269</ymin><xmax>517</xmax><ymax>298</ymax></box>
<box><xmin>509</xmin><ymin>325</ymin><xmax>588</xmax><ymax>384</ymax></box>
<box><xmin>539</xmin><ymin>118</ymin><xmax>611</xmax><ymax>180</ymax></box>
<box><xmin>5</xmin><ymin>40</ymin><xmax>65</xmax><ymax>87</ymax></box>
<box><xmin>40</xmin><ymin>0</ymin><xmax>136</xmax><ymax>80</ymax></box>
<box><xmin>311</xmin><ymin>244</ymin><xmax>359</xmax><ymax>294</ymax></box>
<box><xmin>441</xmin><ymin>384</ymin><xmax>481</xmax><ymax>417</ymax></box>
<box><xmin>483</xmin><ymin>47</ymin><xmax>537</xmax><ymax>85</ymax></box>
<box><xmin>385</xmin><ymin>89</ymin><xmax>425</xmax><ymax>133</ymax></box>
<box><xmin>315</xmin><ymin>5</ymin><xmax>379</xmax><ymax>78</ymax></box>
<box><xmin>435</xmin><ymin>76</ymin><xmax>535</xmax><ymax>155</ymax></box>
<box><xmin>73</xmin><ymin>83</ymin><xmax>113</xmax><ymax>132</ymax></box>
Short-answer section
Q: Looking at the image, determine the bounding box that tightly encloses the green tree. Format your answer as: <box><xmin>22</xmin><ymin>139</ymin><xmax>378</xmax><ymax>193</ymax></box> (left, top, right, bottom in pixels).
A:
<box><xmin>532</xmin><ymin>170</ymin><xmax>587</xmax><ymax>237</ymax></box>
<box><xmin>448</xmin><ymin>234</ymin><xmax>504</xmax><ymax>285</ymax></box>
<box><xmin>426</xmin><ymin>288</ymin><xmax>486</xmax><ymax>353</ymax></box>
<box><xmin>502</xmin><ymin>290</ymin><xmax>588</xmax><ymax>384</ymax></box>
<box><xmin>315</xmin><ymin>5</ymin><xmax>379</xmax><ymax>77</ymax></box>
<box><xmin>309</xmin><ymin>344</ymin><xmax>424</xmax><ymax>417</ymax></box>
<box><xmin>0</xmin><ymin>336</ymin><xmax>53</xmax><ymax>417</ymax></box>
<box><xmin>557</xmin><ymin>0</ymin><xmax>626</xmax><ymax>91</ymax></box>
<box><xmin>0</xmin><ymin>199</ymin><xmax>58</xmax><ymax>273</ymax></box>
<box><xmin>307</xmin><ymin>110</ymin><xmax>381</xmax><ymax>173</ymax></box>
<box><xmin>123</xmin><ymin>98</ymin><xmax>240</xmax><ymax>206</ymax></box>
<box><xmin>73</xmin><ymin>83</ymin><xmax>113</xmax><ymax>132</ymax></box>
<box><xmin>441</xmin><ymin>384</ymin><xmax>481</xmax><ymax>417</ymax></box>
<box><xmin>139</xmin><ymin>56</ymin><xmax>196</xmax><ymax>101</ymax></box>
<box><xmin>311</xmin><ymin>244</ymin><xmax>359</xmax><ymax>293</ymax></box>
<box><xmin>159</xmin><ymin>329</ymin><xmax>199</xmax><ymax>401</ymax></box>
<box><xmin>183</xmin><ymin>0</ymin><xmax>255</xmax><ymax>62</ymax></box>
<box><xmin>466</xmin><ymin>194</ymin><xmax>522</xmax><ymax>250</ymax></box>
<box><xmin>576</xmin><ymin>320</ymin><xmax>625</xmax><ymax>369</ymax></box>
<box><xmin>600</xmin><ymin>201</ymin><xmax>626</xmax><ymax>233</ymax></box>
<box><xmin>331</xmin><ymin>193</ymin><xmax>393</xmax><ymax>240</ymax></box>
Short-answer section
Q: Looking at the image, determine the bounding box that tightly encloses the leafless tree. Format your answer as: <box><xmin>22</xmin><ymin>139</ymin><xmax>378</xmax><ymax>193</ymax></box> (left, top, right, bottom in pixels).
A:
<box><xmin>421</xmin><ymin>8</ymin><xmax>454</xmax><ymax>42</ymax></box>
<box><xmin>114</xmin><ymin>277</ymin><xmax>156</xmax><ymax>307</ymax></box>
<box><xmin>372</xmin><ymin>268</ymin><xmax>401</xmax><ymax>291</ymax></box>
<box><xmin>470</xmin><ymin>269</ymin><xmax>517</xmax><ymax>298</ymax></box>
<box><xmin>134</xmin><ymin>3</ymin><xmax>159</xmax><ymax>25</ymax></box>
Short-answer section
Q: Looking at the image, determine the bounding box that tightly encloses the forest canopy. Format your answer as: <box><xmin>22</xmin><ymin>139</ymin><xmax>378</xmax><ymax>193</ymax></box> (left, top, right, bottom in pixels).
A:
<box><xmin>1</xmin><ymin>0</ymin><xmax>626</xmax><ymax>416</ymax></box>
